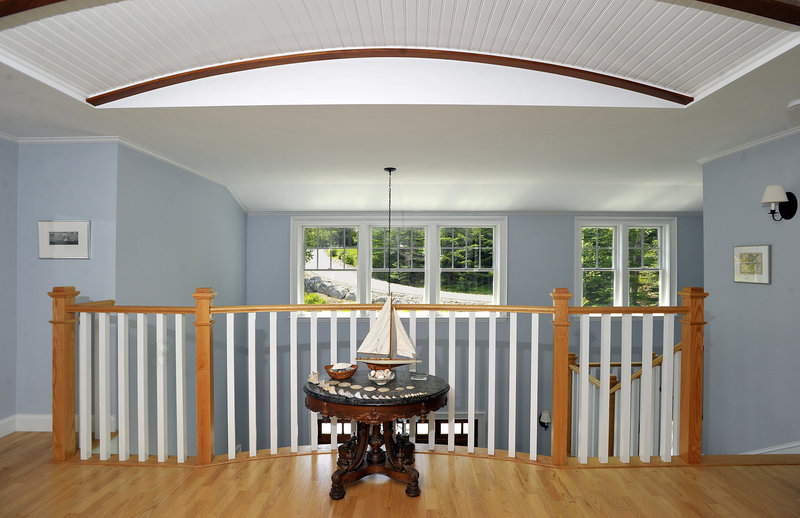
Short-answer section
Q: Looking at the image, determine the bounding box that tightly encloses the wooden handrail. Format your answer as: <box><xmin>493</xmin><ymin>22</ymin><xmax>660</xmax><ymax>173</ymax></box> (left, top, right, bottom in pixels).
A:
<box><xmin>210</xmin><ymin>303</ymin><xmax>555</xmax><ymax>314</ymax></box>
<box><xmin>568</xmin><ymin>306</ymin><xmax>687</xmax><ymax>315</ymax></box>
<box><xmin>67</xmin><ymin>304</ymin><xmax>194</xmax><ymax>314</ymax></box>
<box><xmin>567</xmin><ymin>343</ymin><xmax>682</xmax><ymax>395</ymax></box>
<box><xmin>609</xmin><ymin>344</ymin><xmax>682</xmax><ymax>395</ymax></box>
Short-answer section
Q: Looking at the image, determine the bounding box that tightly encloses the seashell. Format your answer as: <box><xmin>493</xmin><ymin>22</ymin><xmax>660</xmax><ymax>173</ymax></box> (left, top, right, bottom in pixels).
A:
<box><xmin>354</xmin><ymin>392</ymin><xmax>362</xmax><ymax>399</ymax></box>
<box><xmin>378</xmin><ymin>387</ymin><xmax>390</xmax><ymax>392</ymax></box>
<box><xmin>307</xmin><ymin>371</ymin><xmax>319</xmax><ymax>384</ymax></box>
<box><xmin>327</xmin><ymin>386</ymin><xmax>337</xmax><ymax>394</ymax></box>
<box><xmin>349</xmin><ymin>384</ymin><xmax>362</xmax><ymax>390</ymax></box>
<box><xmin>406</xmin><ymin>386</ymin><xmax>415</xmax><ymax>390</ymax></box>
<box><xmin>328</xmin><ymin>380</ymin><xmax>340</xmax><ymax>385</ymax></box>
<box><xmin>344</xmin><ymin>391</ymin><xmax>353</xmax><ymax>397</ymax></box>
<box><xmin>338</xmin><ymin>382</ymin><xmax>350</xmax><ymax>387</ymax></box>
<box><xmin>364</xmin><ymin>386</ymin><xmax>376</xmax><ymax>392</ymax></box>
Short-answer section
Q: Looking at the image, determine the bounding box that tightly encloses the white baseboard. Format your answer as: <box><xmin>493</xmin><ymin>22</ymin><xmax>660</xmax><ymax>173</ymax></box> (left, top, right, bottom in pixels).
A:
<box><xmin>0</xmin><ymin>414</ymin><xmax>119</xmax><ymax>438</ymax></box>
<box><xmin>743</xmin><ymin>440</ymin><xmax>800</xmax><ymax>455</ymax></box>
<box><xmin>0</xmin><ymin>415</ymin><xmax>15</xmax><ymax>438</ymax></box>
<box><xmin>16</xmin><ymin>414</ymin><xmax>52</xmax><ymax>432</ymax></box>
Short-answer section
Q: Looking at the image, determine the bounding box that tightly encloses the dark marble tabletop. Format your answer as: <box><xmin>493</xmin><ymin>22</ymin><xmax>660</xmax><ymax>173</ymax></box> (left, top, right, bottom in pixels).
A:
<box><xmin>304</xmin><ymin>370</ymin><xmax>449</xmax><ymax>407</ymax></box>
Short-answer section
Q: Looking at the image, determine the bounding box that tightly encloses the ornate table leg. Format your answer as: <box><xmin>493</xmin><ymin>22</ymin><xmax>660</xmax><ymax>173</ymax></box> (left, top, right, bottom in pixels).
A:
<box><xmin>330</xmin><ymin>423</ymin><xmax>369</xmax><ymax>500</ymax></box>
<box><xmin>383</xmin><ymin>420</ymin><xmax>421</xmax><ymax>497</ymax></box>
<box><xmin>367</xmin><ymin>424</ymin><xmax>386</xmax><ymax>465</ymax></box>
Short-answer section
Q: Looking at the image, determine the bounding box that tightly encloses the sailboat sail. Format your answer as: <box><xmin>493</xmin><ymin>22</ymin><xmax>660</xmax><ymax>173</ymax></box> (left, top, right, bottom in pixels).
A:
<box><xmin>356</xmin><ymin>298</ymin><xmax>419</xmax><ymax>365</ymax></box>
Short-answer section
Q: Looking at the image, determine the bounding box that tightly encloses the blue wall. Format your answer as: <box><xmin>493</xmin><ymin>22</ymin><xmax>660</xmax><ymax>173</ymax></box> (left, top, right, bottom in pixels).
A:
<box><xmin>703</xmin><ymin>132</ymin><xmax>800</xmax><ymax>454</ymax></box>
<box><xmin>116</xmin><ymin>145</ymin><xmax>246</xmax><ymax>306</ymax></box>
<box><xmin>0</xmin><ymin>138</ymin><xmax>18</xmax><ymax>420</ymax></box>
<box><xmin>16</xmin><ymin>142</ymin><xmax>119</xmax><ymax>415</ymax></box>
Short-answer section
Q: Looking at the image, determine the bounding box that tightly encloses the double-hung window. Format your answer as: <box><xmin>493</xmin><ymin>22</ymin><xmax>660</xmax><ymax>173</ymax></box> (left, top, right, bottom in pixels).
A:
<box><xmin>576</xmin><ymin>218</ymin><xmax>676</xmax><ymax>307</ymax></box>
<box><xmin>292</xmin><ymin>216</ymin><xmax>507</xmax><ymax>306</ymax></box>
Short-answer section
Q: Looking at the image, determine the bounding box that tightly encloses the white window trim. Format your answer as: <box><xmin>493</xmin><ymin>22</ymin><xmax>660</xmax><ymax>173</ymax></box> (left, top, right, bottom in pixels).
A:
<box><xmin>574</xmin><ymin>217</ymin><xmax>677</xmax><ymax>307</ymax></box>
<box><xmin>291</xmin><ymin>215</ymin><xmax>507</xmax><ymax>307</ymax></box>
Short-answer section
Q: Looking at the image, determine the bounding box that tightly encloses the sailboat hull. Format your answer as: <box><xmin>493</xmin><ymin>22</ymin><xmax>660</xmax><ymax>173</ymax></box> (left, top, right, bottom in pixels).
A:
<box><xmin>357</xmin><ymin>357</ymin><xmax>421</xmax><ymax>371</ymax></box>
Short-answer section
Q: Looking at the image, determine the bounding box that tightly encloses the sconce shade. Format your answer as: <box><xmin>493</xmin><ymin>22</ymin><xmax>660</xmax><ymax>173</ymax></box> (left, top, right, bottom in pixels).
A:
<box><xmin>762</xmin><ymin>185</ymin><xmax>789</xmax><ymax>204</ymax></box>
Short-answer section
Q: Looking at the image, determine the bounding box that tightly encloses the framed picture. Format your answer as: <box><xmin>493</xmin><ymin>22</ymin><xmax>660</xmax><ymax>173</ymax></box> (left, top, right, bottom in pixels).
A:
<box><xmin>733</xmin><ymin>245</ymin><xmax>770</xmax><ymax>284</ymax></box>
<box><xmin>38</xmin><ymin>220</ymin><xmax>90</xmax><ymax>259</ymax></box>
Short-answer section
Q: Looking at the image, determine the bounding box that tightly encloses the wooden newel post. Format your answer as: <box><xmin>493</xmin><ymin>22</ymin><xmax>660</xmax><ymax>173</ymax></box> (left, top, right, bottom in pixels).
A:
<box><xmin>551</xmin><ymin>288</ymin><xmax>572</xmax><ymax>466</ymax></box>
<box><xmin>193</xmin><ymin>287</ymin><xmax>216</xmax><ymax>465</ymax></box>
<box><xmin>679</xmin><ymin>287</ymin><xmax>708</xmax><ymax>464</ymax></box>
<box><xmin>49</xmin><ymin>286</ymin><xmax>79</xmax><ymax>461</ymax></box>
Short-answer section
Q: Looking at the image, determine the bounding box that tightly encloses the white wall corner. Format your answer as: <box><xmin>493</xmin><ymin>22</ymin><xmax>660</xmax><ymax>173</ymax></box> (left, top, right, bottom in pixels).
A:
<box><xmin>0</xmin><ymin>415</ymin><xmax>15</xmax><ymax>438</ymax></box>
<box><xmin>742</xmin><ymin>440</ymin><xmax>800</xmax><ymax>455</ymax></box>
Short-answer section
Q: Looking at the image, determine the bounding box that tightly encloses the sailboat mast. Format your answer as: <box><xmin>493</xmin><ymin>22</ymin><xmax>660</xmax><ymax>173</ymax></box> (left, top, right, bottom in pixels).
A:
<box><xmin>385</xmin><ymin>166</ymin><xmax>396</xmax><ymax>360</ymax></box>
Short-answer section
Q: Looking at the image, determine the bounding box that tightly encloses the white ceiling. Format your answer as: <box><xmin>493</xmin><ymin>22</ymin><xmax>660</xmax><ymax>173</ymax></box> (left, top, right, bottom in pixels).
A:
<box><xmin>1</xmin><ymin>0</ymin><xmax>799</xmax><ymax>212</ymax></box>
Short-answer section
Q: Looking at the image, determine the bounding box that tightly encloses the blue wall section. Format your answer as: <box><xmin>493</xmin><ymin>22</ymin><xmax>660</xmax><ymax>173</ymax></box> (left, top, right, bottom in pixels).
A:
<box><xmin>16</xmin><ymin>142</ymin><xmax>118</xmax><ymax>414</ymax></box>
<box><xmin>703</xmin><ymin>132</ymin><xmax>800</xmax><ymax>454</ymax></box>
<box><xmin>0</xmin><ymin>138</ymin><xmax>18</xmax><ymax>420</ymax></box>
<box><xmin>116</xmin><ymin>145</ymin><xmax>246</xmax><ymax>306</ymax></box>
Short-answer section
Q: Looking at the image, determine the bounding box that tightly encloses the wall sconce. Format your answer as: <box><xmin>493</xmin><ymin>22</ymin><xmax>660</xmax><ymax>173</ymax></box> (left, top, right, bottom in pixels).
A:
<box><xmin>538</xmin><ymin>410</ymin><xmax>551</xmax><ymax>431</ymax></box>
<box><xmin>761</xmin><ymin>185</ymin><xmax>797</xmax><ymax>221</ymax></box>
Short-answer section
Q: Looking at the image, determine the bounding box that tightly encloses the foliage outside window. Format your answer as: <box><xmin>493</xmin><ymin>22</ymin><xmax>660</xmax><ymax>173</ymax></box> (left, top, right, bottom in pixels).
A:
<box><xmin>578</xmin><ymin>220</ymin><xmax>672</xmax><ymax>307</ymax></box>
<box><xmin>293</xmin><ymin>217</ymin><xmax>506</xmax><ymax>307</ymax></box>
<box><xmin>303</xmin><ymin>226</ymin><xmax>358</xmax><ymax>305</ymax></box>
<box><xmin>440</xmin><ymin>227</ymin><xmax>494</xmax><ymax>304</ymax></box>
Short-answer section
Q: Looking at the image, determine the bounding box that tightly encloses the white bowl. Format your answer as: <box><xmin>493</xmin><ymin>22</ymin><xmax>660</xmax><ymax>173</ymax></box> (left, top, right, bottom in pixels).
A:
<box><xmin>368</xmin><ymin>371</ymin><xmax>395</xmax><ymax>385</ymax></box>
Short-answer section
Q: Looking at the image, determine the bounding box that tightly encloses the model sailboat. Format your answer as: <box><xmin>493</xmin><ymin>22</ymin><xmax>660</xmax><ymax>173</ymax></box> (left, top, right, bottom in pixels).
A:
<box><xmin>356</xmin><ymin>298</ymin><xmax>421</xmax><ymax>371</ymax></box>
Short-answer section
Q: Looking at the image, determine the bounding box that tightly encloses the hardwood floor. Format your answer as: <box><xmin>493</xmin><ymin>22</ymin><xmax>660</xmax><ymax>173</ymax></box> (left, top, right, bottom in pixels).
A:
<box><xmin>1</xmin><ymin>432</ymin><xmax>799</xmax><ymax>517</ymax></box>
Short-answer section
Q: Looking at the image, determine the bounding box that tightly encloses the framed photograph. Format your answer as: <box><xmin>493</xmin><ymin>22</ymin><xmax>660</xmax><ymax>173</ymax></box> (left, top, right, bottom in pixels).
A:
<box><xmin>38</xmin><ymin>220</ymin><xmax>90</xmax><ymax>259</ymax></box>
<box><xmin>733</xmin><ymin>245</ymin><xmax>770</xmax><ymax>284</ymax></box>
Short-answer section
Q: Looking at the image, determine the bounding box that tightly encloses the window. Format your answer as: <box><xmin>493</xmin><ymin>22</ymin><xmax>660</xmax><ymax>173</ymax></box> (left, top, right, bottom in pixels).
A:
<box><xmin>291</xmin><ymin>217</ymin><xmax>507</xmax><ymax>307</ymax></box>
<box><xmin>576</xmin><ymin>218</ymin><xmax>675</xmax><ymax>307</ymax></box>
<box><xmin>303</xmin><ymin>226</ymin><xmax>359</xmax><ymax>305</ymax></box>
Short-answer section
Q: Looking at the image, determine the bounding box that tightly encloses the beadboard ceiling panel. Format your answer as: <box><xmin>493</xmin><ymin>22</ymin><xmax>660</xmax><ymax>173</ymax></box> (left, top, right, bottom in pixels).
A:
<box><xmin>0</xmin><ymin>0</ymin><xmax>798</xmax><ymax>103</ymax></box>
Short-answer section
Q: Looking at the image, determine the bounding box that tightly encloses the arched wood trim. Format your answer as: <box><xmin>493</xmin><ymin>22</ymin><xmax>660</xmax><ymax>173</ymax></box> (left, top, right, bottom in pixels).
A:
<box><xmin>0</xmin><ymin>0</ymin><xmax>70</xmax><ymax>17</ymax></box>
<box><xmin>86</xmin><ymin>48</ymin><xmax>694</xmax><ymax>107</ymax></box>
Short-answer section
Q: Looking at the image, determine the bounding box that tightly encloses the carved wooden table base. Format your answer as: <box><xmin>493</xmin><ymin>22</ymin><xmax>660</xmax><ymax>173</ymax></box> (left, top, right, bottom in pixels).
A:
<box><xmin>330</xmin><ymin>421</ymin><xmax>419</xmax><ymax>499</ymax></box>
<box><xmin>303</xmin><ymin>371</ymin><xmax>449</xmax><ymax>500</ymax></box>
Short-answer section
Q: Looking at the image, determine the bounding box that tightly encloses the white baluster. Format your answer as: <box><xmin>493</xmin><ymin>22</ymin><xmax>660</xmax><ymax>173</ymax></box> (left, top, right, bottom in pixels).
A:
<box><xmin>408</xmin><ymin>311</ymin><xmax>416</xmax><ymax>443</ymax></box>
<box><xmin>639</xmin><ymin>314</ymin><xmax>654</xmax><ymax>462</ymax></box>
<box><xmin>136</xmin><ymin>313</ymin><xmax>148</xmax><ymax>461</ymax></box>
<box><xmin>620</xmin><ymin>314</ymin><xmax>632</xmax><ymax>463</ymax></box>
<box><xmin>269</xmin><ymin>312</ymin><xmax>278</xmax><ymax>454</ymax></box>
<box><xmin>330</xmin><ymin>311</ymin><xmax>337</xmax><ymax>447</ymax></box>
<box><xmin>529</xmin><ymin>314</ymin><xmax>539</xmax><ymax>461</ymax></box>
<box><xmin>175</xmin><ymin>314</ymin><xmax>187</xmax><ymax>463</ymax></box>
<box><xmin>349</xmin><ymin>311</ymin><xmax>356</xmax><ymax>438</ymax></box>
<box><xmin>598</xmin><ymin>314</ymin><xmax>611</xmax><ymax>463</ymax></box>
<box><xmin>467</xmin><ymin>312</ymin><xmax>476</xmax><ymax>453</ymax></box>
<box><xmin>226</xmin><ymin>313</ymin><xmax>236</xmax><ymax>459</ymax></box>
<box><xmin>310</xmin><ymin>312</ymin><xmax>318</xmax><ymax>450</ymax></box>
<box><xmin>117</xmin><ymin>313</ymin><xmax>129</xmax><ymax>462</ymax></box>
<box><xmin>156</xmin><ymin>313</ymin><xmax>168</xmax><ymax>462</ymax></box>
<box><xmin>508</xmin><ymin>312</ymin><xmax>517</xmax><ymax>458</ymax></box>
<box><xmin>660</xmin><ymin>314</ymin><xmax>675</xmax><ymax>461</ymax></box>
<box><xmin>448</xmin><ymin>311</ymin><xmax>456</xmax><ymax>452</ymax></box>
<box><xmin>672</xmin><ymin>349</ymin><xmax>681</xmax><ymax>457</ymax></box>
<box><xmin>79</xmin><ymin>312</ymin><xmax>91</xmax><ymax>460</ymax></box>
<box><xmin>428</xmin><ymin>314</ymin><xmax>436</xmax><ymax>451</ymax></box>
<box><xmin>578</xmin><ymin>314</ymin><xmax>589</xmax><ymax>464</ymax></box>
<box><xmin>488</xmin><ymin>312</ymin><xmax>496</xmax><ymax>455</ymax></box>
<box><xmin>290</xmin><ymin>311</ymin><xmax>298</xmax><ymax>453</ymax></box>
<box><xmin>248</xmin><ymin>312</ymin><xmax>256</xmax><ymax>456</ymax></box>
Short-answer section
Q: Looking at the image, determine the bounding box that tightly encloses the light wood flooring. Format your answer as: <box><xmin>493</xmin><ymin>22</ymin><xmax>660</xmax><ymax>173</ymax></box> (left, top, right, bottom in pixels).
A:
<box><xmin>1</xmin><ymin>432</ymin><xmax>799</xmax><ymax>517</ymax></box>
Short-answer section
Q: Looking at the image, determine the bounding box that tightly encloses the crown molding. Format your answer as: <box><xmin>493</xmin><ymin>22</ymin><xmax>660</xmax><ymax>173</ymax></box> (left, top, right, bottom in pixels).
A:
<box><xmin>697</xmin><ymin>125</ymin><xmax>800</xmax><ymax>164</ymax></box>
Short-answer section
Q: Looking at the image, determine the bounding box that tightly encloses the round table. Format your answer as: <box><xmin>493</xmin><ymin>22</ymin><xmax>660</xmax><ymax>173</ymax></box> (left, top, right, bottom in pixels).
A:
<box><xmin>304</xmin><ymin>370</ymin><xmax>449</xmax><ymax>499</ymax></box>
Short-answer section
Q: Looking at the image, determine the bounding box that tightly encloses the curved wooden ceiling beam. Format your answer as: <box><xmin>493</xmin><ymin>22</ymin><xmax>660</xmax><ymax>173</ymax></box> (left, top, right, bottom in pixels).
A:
<box><xmin>86</xmin><ymin>48</ymin><xmax>694</xmax><ymax>107</ymax></box>
<box><xmin>0</xmin><ymin>0</ymin><xmax>70</xmax><ymax>17</ymax></box>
